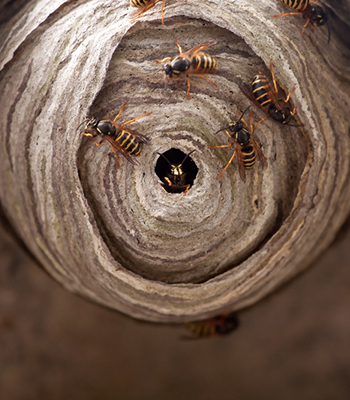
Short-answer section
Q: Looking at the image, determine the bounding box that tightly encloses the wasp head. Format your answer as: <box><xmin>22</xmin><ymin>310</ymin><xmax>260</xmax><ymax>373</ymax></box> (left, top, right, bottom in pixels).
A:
<box><xmin>170</xmin><ymin>165</ymin><xmax>184</xmax><ymax>181</ymax></box>
<box><xmin>309</xmin><ymin>4</ymin><xmax>328</xmax><ymax>27</ymax></box>
<box><xmin>164</xmin><ymin>63</ymin><xmax>173</xmax><ymax>78</ymax></box>
<box><xmin>269</xmin><ymin>104</ymin><xmax>292</xmax><ymax>125</ymax></box>
<box><xmin>81</xmin><ymin>118</ymin><xmax>100</xmax><ymax>137</ymax></box>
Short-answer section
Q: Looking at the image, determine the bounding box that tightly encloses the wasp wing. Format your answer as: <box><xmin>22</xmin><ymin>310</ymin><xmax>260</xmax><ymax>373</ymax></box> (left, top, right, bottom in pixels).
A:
<box><xmin>239</xmin><ymin>81</ymin><xmax>266</xmax><ymax>111</ymax></box>
<box><xmin>251</xmin><ymin>139</ymin><xmax>268</xmax><ymax>170</ymax></box>
<box><xmin>187</xmin><ymin>66</ymin><xmax>229</xmax><ymax>75</ymax></box>
<box><xmin>104</xmin><ymin>136</ymin><xmax>140</xmax><ymax>166</ymax></box>
<box><xmin>113</xmin><ymin>123</ymin><xmax>151</xmax><ymax>144</ymax></box>
<box><xmin>180</xmin><ymin>38</ymin><xmax>219</xmax><ymax>57</ymax></box>
<box><xmin>236</xmin><ymin>142</ymin><xmax>246</xmax><ymax>182</ymax></box>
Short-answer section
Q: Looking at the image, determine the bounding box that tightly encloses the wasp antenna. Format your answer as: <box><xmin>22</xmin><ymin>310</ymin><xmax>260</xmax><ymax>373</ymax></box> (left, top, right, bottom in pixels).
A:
<box><xmin>76</xmin><ymin>118</ymin><xmax>89</xmax><ymax>132</ymax></box>
<box><xmin>237</xmin><ymin>105</ymin><xmax>251</xmax><ymax>123</ymax></box>
<box><xmin>180</xmin><ymin>149</ymin><xmax>195</xmax><ymax>166</ymax></box>
<box><xmin>157</xmin><ymin>152</ymin><xmax>173</xmax><ymax>166</ymax></box>
<box><xmin>214</xmin><ymin>127</ymin><xmax>230</xmax><ymax>135</ymax></box>
<box><xmin>287</xmin><ymin>123</ymin><xmax>303</xmax><ymax>128</ymax></box>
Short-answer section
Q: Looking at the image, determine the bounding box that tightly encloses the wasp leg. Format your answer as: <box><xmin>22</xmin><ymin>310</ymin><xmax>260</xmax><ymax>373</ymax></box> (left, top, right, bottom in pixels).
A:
<box><xmin>130</xmin><ymin>0</ymin><xmax>157</xmax><ymax>23</ymax></box>
<box><xmin>166</xmin><ymin>76</ymin><xmax>180</xmax><ymax>82</ymax></box>
<box><xmin>82</xmin><ymin>135</ymin><xmax>104</xmax><ymax>147</ymax></box>
<box><xmin>174</xmin><ymin>37</ymin><xmax>183</xmax><ymax>54</ymax></box>
<box><xmin>269</xmin><ymin>61</ymin><xmax>279</xmax><ymax>96</ymax></box>
<box><xmin>279</xmin><ymin>87</ymin><xmax>296</xmax><ymax>103</ymax></box>
<box><xmin>290</xmin><ymin>106</ymin><xmax>298</xmax><ymax>116</ymax></box>
<box><xmin>208</xmin><ymin>143</ymin><xmax>234</xmax><ymax>150</ymax></box>
<box><xmin>92</xmin><ymin>138</ymin><xmax>102</xmax><ymax>146</ymax></box>
<box><xmin>113</xmin><ymin>102</ymin><xmax>127</xmax><ymax>123</ymax></box>
<box><xmin>194</xmin><ymin>74</ymin><xmax>217</xmax><ymax>87</ymax></box>
<box><xmin>218</xmin><ymin>149</ymin><xmax>237</xmax><ymax>179</ymax></box>
<box><xmin>301</xmin><ymin>18</ymin><xmax>310</xmax><ymax>39</ymax></box>
<box><xmin>183</xmin><ymin>184</ymin><xmax>191</xmax><ymax>196</ymax></box>
<box><xmin>160</xmin><ymin>0</ymin><xmax>166</xmax><ymax>24</ymax></box>
<box><xmin>155</xmin><ymin>57</ymin><xmax>172</xmax><ymax>64</ymax></box>
<box><xmin>121</xmin><ymin>111</ymin><xmax>153</xmax><ymax>126</ymax></box>
<box><xmin>187</xmin><ymin>74</ymin><xmax>217</xmax><ymax>99</ymax></box>
<box><xmin>164</xmin><ymin>176</ymin><xmax>172</xmax><ymax>186</ymax></box>
<box><xmin>278</xmin><ymin>86</ymin><xmax>298</xmax><ymax>116</ymax></box>
<box><xmin>186</xmin><ymin>75</ymin><xmax>191</xmax><ymax>99</ymax></box>
<box><xmin>252</xmin><ymin>114</ymin><xmax>268</xmax><ymax>132</ymax></box>
<box><xmin>272</xmin><ymin>11</ymin><xmax>303</xmax><ymax>18</ymax></box>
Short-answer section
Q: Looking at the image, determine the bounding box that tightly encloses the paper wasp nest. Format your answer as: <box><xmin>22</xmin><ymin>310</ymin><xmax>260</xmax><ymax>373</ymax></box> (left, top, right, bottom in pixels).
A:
<box><xmin>0</xmin><ymin>0</ymin><xmax>349</xmax><ymax>322</ymax></box>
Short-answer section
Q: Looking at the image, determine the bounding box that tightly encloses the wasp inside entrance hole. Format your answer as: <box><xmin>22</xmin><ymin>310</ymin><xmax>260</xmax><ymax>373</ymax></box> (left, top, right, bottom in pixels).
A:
<box><xmin>155</xmin><ymin>148</ymin><xmax>198</xmax><ymax>195</ymax></box>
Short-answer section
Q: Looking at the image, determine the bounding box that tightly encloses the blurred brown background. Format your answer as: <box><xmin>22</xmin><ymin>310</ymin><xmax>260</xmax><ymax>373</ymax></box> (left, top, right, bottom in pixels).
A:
<box><xmin>1</xmin><ymin>217</ymin><xmax>350</xmax><ymax>400</ymax></box>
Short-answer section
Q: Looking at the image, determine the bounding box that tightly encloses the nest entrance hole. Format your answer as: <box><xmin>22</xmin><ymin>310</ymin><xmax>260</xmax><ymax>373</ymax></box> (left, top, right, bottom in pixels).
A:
<box><xmin>155</xmin><ymin>148</ymin><xmax>198</xmax><ymax>194</ymax></box>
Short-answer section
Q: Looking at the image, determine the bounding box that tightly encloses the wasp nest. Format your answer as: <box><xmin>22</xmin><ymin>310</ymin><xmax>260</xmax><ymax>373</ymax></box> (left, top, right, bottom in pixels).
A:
<box><xmin>0</xmin><ymin>0</ymin><xmax>349</xmax><ymax>322</ymax></box>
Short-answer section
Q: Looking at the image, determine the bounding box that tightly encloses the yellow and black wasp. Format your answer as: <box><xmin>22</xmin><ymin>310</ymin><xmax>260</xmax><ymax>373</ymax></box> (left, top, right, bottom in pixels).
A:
<box><xmin>155</xmin><ymin>38</ymin><xmax>224</xmax><ymax>99</ymax></box>
<box><xmin>81</xmin><ymin>102</ymin><xmax>152</xmax><ymax>168</ymax></box>
<box><xmin>157</xmin><ymin>149</ymin><xmax>196</xmax><ymax>195</ymax></box>
<box><xmin>186</xmin><ymin>313</ymin><xmax>239</xmax><ymax>339</ymax></box>
<box><xmin>130</xmin><ymin>0</ymin><xmax>166</xmax><ymax>24</ymax></box>
<box><xmin>273</xmin><ymin>0</ymin><xmax>329</xmax><ymax>40</ymax></box>
<box><xmin>239</xmin><ymin>61</ymin><xmax>297</xmax><ymax>128</ymax></box>
<box><xmin>208</xmin><ymin>106</ymin><xmax>267</xmax><ymax>181</ymax></box>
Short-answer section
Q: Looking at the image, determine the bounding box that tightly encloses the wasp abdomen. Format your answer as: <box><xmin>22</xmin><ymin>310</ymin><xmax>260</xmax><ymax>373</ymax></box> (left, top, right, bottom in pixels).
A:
<box><xmin>130</xmin><ymin>0</ymin><xmax>149</xmax><ymax>7</ymax></box>
<box><xmin>242</xmin><ymin>145</ymin><xmax>256</xmax><ymax>169</ymax></box>
<box><xmin>252</xmin><ymin>74</ymin><xmax>271</xmax><ymax>108</ymax></box>
<box><xmin>192</xmin><ymin>55</ymin><xmax>218</xmax><ymax>70</ymax></box>
<box><xmin>281</xmin><ymin>0</ymin><xmax>309</xmax><ymax>11</ymax></box>
<box><xmin>116</xmin><ymin>131</ymin><xmax>141</xmax><ymax>156</ymax></box>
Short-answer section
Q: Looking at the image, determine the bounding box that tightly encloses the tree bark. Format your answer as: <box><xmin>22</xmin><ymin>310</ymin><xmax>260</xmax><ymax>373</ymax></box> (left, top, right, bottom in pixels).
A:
<box><xmin>0</xmin><ymin>0</ymin><xmax>349</xmax><ymax>322</ymax></box>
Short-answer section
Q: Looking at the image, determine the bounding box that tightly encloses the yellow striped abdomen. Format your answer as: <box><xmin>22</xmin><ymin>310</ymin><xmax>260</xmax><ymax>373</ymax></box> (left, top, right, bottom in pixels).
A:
<box><xmin>252</xmin><ymin>74</ymin><xmax>272</xmax><ymax>108</ymax></box>
<box><xmin>242</xmin><ymin>145</ymin><xmax>256</xmax><ymax>170</ymax></box>
<box><xmin>192</xmin><ymin>54</ymin><xmax>218</xmax><ymax>71</ymax></box>
<box><xmin>116</xmin><ymin>130</ymin><xmax>141</xmax><ymax>156</ymax></box>
<box><xmin>130</xmin><ymin>0</ymin><xmax>150</xmax><ymax>7</ymax></box>
<box><xmin>280</xmin><ymin>0</ymin><xmax>309</xmax><ymax>11</ymax></box>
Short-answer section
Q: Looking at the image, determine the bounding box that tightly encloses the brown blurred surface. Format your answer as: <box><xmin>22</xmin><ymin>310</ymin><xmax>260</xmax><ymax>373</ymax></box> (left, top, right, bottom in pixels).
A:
<box><xmin>1</xmin><ymin>220</ymin><xmax>350</xmax><ymax>400</ymax></box>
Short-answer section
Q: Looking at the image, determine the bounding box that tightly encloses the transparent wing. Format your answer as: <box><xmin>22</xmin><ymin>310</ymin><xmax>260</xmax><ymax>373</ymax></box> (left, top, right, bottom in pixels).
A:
<box><xmin>180</xmin><ymin>38</ymin><xmax>219</xmax><ymax>57</ymax></box>
<box><xmin>104</xmin><ymin>136</ymin><xmax>140</xmax><ymax>166</ymax></box>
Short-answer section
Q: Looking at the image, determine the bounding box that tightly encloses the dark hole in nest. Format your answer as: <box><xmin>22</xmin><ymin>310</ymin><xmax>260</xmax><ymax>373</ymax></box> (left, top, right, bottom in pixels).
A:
<box><xmin>155</xmin><ymin>148</ymin><xmax>198</xmax><ymax>194</ymax></box>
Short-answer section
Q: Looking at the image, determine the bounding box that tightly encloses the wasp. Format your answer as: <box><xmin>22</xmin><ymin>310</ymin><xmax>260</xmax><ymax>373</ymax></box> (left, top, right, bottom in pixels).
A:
<box><xmin>157</xmin><ymin>149</ymin><xmax>196</xmax><ymax>195</ymax></box>
<box><xmin>273</xmin><ymin>0</ymin><xmax>329</xmax><ymax>40</ymax></box>
<box><xmin>155</xmin><ymin>38</ymin><xmax>223</xmax><ymax>99</ymax></box>
<box><xmin>208</xmin><ymin>106</ymin><xmax>267</xmax><ymax>181</ymax></box>
<box><xmin>81</xmin><ymin>102</ymin><xmax>152</xmax><ymax>168</ymax></box>
<box><xmin>186</xmin><ymin>313</ymin><xmax>239</xmax><ymax>338</ymax></box>
<box><xmin>130</xmin><ymin>0</ymin><xmax>166</xmax><ymax>25</ymax></box>
<box><xmin>240</xmin><ymin>61</ymin><xmax>297</xmax><ymax>128</ymax></box>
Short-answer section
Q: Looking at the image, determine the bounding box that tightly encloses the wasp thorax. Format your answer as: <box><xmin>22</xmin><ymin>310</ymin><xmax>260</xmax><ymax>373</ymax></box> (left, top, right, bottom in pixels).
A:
<box><xmin>236</xmin><ymin>129</ymin><xmax>250</xmax><ymax>147</ymax></box>
<box><xmin>95</xmin><ymin>120</ymin><xmax>116</xmax><ymax>136</ymax></box>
